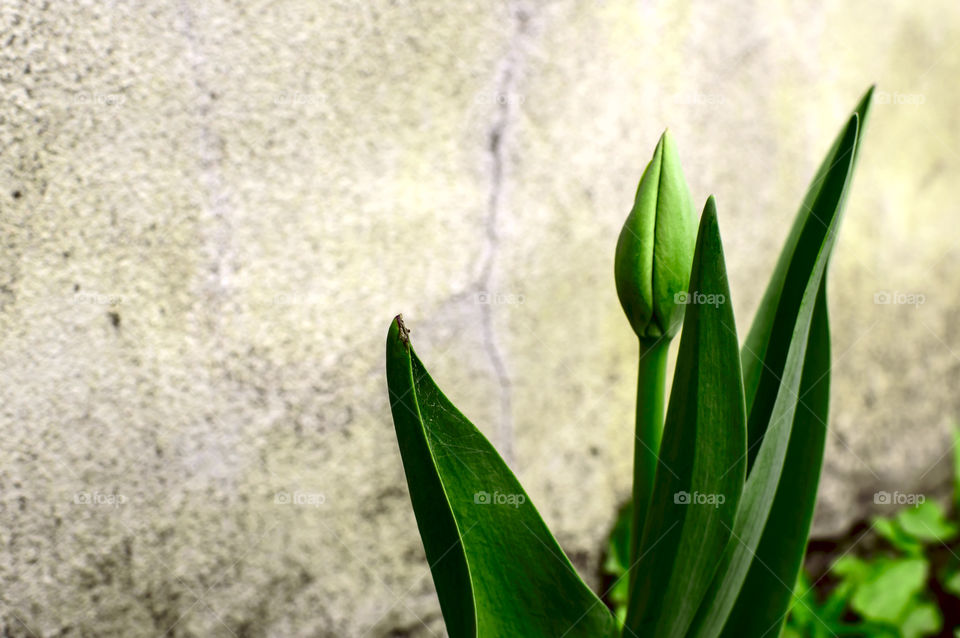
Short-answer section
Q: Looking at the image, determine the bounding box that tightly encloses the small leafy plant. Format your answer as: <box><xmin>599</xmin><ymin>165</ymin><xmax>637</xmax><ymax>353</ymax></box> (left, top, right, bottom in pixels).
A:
<box><xmin>386</xmin><ymin>87</ymin><xmax>873</xmax><ymax>637</ymax></box>
<box><xmin>605</xmin><ymin>462</ymin><xmax>959</xmax><ymax>637</ymax></box>
<box><xmin>780</xmin><ymin>426</ymin><xmax>960</xmax><ymax>638</ymax></box>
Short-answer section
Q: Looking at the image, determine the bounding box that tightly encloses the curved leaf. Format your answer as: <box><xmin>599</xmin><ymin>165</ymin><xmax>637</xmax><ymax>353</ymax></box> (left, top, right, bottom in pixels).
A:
<box><xmin>741</xmin><ymin>86</ymin><xmax>874</xmax><ymax>471</ymax></box>
<box><xmin>716</xmin><ymin>280</ymin><xmax>830</xmax><ymax>637</ymax></box>
<box><xmin>385</xmin><ymin>317</ymin><xmax>619</xmax><ymax>638</ymax></box>
<box><xmin>689</xmin><ymin>99</ymin><xmax>867</xmax><ymax>638</ymax></box>
<box><xmin>624</xmin><ymin>197</ymin><xmax>747</xmax><ymax>638</ymax></box>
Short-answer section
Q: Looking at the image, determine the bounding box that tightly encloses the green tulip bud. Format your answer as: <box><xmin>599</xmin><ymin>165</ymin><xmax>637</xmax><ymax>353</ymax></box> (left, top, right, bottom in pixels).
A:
<box><xmin>615</xmin><ymin>130</ymin><xmax>697</xmax><ymax>343</ymax></box>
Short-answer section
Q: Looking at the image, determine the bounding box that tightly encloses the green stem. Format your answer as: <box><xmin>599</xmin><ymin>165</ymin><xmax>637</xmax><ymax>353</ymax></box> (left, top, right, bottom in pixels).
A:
<box><xmin>627</xmin><ymin>337</ymin><xmax>669</xmax><ymax>593</ymax></box>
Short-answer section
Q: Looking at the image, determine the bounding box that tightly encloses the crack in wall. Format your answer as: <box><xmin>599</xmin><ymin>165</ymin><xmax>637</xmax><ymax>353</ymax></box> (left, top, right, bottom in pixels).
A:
<box><xmin>175</xmin><ymin>2</ymin><xmax>242</xmax><ymax>466</ymax></box>
<box><xmin>176</xmin><ymin>1</ymin><xmax>235</xmax><ymax>310</ymax></box>
<box><xmin>478</xmin><ymin>3</ymin><xmax>532</xmax><ymax>465</ymax></box>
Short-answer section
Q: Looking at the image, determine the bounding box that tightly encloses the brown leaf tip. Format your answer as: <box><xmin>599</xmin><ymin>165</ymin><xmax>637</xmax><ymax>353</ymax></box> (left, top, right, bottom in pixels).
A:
<box><xmin>395</xmin><ymin>314</ymin><xmax>411</xmax><ymax>346</ymax></box>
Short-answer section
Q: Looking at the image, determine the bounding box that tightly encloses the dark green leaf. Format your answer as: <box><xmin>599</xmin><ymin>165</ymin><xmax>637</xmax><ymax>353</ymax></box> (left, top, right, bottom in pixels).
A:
<box><xmin>714</xmin><ymin>280</ymin><xmax>831</xmax><ymax>638</ymax></box>
<box><xmin>689</xmin><ymin>92</ymin><xmax>870</xmax><ymax>638</ymax></box>
<box><xmin>623</xmin><ymin>197</ymin><xmax>747</xmax><ymax>638</ymax></box>
<box><xmin>741</xmin><ymin>86</ymin><xmax>874</xmax><ymax>471</ymax></box>
<box><xmin>385</xmin><ymin>317</ymin><xmax>619</xmax><ymax>638</ymax></box>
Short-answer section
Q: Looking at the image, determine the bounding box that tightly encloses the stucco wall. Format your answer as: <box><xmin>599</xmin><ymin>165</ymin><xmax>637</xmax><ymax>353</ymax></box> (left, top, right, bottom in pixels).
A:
<box><xmin>1</xmin><ymin>1</ymin><xmax>959</xmax><ymax>636</ymax></box>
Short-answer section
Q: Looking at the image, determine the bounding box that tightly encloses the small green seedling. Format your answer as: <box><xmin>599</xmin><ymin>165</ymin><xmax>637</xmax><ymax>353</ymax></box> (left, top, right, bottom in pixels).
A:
<box><xmin>386</xmin><ymin>87</ymin><xmax>873</xmax><ymax>637</ymax></box>
<box><xmin>779</xmin><ymin>425</ymin><xmax>960</xmax><ymax>638</ymax></box>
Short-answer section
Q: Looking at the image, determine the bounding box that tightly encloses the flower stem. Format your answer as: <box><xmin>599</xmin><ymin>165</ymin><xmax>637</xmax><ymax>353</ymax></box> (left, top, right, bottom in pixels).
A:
<box><xmin>628</xmin><ymin>337</ymin><xmax>669</xmax><ymax>588</ymax></box>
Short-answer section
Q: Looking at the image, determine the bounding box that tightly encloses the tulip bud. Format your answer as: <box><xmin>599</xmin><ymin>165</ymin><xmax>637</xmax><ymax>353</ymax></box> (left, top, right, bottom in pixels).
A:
<box><xmin>615</xmin><ymin>130</ymin><xmax>697</xmax><ymax>342</ymax></box>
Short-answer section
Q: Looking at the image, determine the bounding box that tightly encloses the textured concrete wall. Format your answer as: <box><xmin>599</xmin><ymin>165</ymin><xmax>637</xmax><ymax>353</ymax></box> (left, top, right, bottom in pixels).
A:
<box><xmin>1</xmin><ymin>1</ymin><xmax>959</xmax><ymax>636</ymax></box>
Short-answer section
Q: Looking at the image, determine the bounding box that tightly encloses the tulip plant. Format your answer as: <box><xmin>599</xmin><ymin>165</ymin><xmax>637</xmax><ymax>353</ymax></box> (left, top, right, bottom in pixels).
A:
<box><xmin>385</xmin><ymin>87</ymin><xmax>873</xmax><ymax>637</ymax></box>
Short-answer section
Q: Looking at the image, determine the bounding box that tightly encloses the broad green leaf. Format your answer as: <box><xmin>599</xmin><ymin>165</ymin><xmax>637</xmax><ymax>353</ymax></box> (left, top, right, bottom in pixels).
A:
<box><xmin>741</xmin><ymin>86</ymin><xmax>874</xmax><ymax>471</ymax></box>
<box><xmin>895</xmin><ymin>500</ymin><xmax>958</xmax><ymax>543</ymax></box>
<box><xmin>831</xmin><ymin>554</ymin><xmax>870</xmax><ymax>580</ymax></box>
<box><xmin>944</xmin><ymin>570</ymin><xmax>960</xmax><ymax>596</ymax></box>
<box><xmin>623</xmin><ymin>198</ymin><xmax>747</xmax><ymax>638</ymax></box>
<box><xmin>873</xmin><ymin>516</ymin><xmax>924</xmax><ymax>555</ymax></box>
<box><xmin>850</xmin><ymin>558</ymin><xmax>928</xmax><ymax>623</ymax></box>
<box><xmin>689</xmin><ymin>99</ymin><xmax>867</xmax><ymax>638</ymax></box>
<box><xmin>385</xmin><ymin>317</ymin><xmax>619</xmax><ymax>638</ymax></box>
<box><xmin>900</xmin><ymin>601</ymin><xmax>942</xmax><ymax>638</ymax></box>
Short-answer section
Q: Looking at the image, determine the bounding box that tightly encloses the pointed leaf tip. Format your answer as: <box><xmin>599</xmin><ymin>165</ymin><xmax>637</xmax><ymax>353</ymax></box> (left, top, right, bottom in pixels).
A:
<box><xmin>703</xmin><ymin>195</ymin><xmax>717</xmax><ymax>219</ymax></box>
<box><xmin>393</xmin><ymin>314</ymin><xmax>411</xmax><ymax>346</ymax></box>
<box><xmin>385</xmin><ymin>320</ymin><xmax>618</xmax><ymax>637</ymax></box>
<box><xmin>689</xmin><ymin>90</ymin><xmax>868</xmax><ymax>638</ymax></box>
